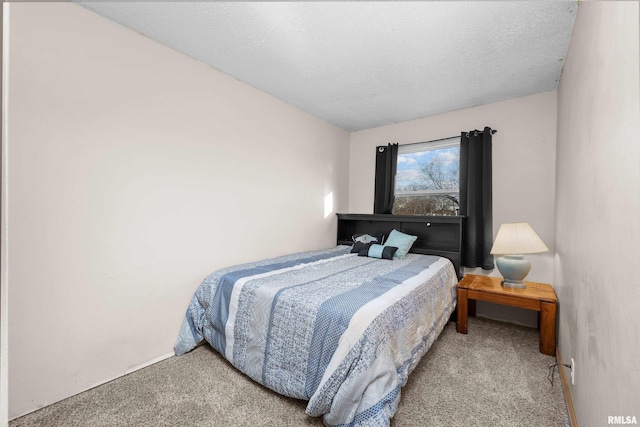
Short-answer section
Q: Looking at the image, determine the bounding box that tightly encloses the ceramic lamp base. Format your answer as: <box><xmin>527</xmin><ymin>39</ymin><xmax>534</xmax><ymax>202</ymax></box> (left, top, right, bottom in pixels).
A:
<box><xmin>496</xmin><ymin>255</ymin><xmax>531</xmax><ymax>289</ymax></box>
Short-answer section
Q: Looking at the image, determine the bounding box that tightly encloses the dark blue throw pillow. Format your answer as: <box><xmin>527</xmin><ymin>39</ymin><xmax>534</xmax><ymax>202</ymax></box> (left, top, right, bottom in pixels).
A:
<box><xmin>351</xmin><ymin>241</ymin><xmax>374</xmax><ymax>254</ymax></box>
<box><xmin>358</xmin><ymin>244</ymin><xmax>398</xmax><ymax>260</ymax></box>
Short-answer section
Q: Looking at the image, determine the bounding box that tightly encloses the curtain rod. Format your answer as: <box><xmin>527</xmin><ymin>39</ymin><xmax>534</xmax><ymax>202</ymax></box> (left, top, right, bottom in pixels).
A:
<box><xmin>466</xmin><ymin>128</ymin><xmax>498</xmax><ymax>138</ymax></box>
<box><xmin>378</xmin><ymin>128</ymin><xmax>497</xmax><ymax>149</ymax></box>
<box><xmin>378</xmin><ymin>135</ymin><xmax>458</xmax><ymax>149</ymax></box>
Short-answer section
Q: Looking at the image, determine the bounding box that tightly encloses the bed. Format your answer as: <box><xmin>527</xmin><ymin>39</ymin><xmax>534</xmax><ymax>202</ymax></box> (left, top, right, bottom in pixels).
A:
<box><xmin>175</xmin><ymin>214</ymin><xmax>464</xmax><ymax>426</ymax></box>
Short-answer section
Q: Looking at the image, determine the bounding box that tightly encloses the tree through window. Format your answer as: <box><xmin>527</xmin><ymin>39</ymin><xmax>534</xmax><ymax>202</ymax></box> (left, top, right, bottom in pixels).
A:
<box><xmin>393</xmin><ymin>137</ymin><xmax>460</xmax><ymax>216</ymax></box>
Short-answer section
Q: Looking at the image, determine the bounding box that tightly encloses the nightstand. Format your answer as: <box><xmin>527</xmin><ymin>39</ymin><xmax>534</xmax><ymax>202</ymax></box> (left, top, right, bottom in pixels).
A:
<box><xmin>456</xmin><ymin>274</ymin><xmax>557</xmax><ymax>356</ymax></box>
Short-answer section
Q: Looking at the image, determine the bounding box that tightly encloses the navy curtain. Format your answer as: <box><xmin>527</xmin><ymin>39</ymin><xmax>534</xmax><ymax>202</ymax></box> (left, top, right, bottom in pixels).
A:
<box><xmin>459</xmin><ymin>127</ymin><xmax>494</xmax><ymax>270</ymax></box>
<box><xmin>373</xmin><ymin>143</ymin><xmax>399</xmax><ymax>214</ymax></box>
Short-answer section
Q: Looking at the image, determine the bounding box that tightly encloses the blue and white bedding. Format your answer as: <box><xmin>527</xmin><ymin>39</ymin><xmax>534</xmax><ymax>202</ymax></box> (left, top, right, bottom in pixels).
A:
<box><xmin>175</xmin><ymin>245</ymin><xmax>457</xmax><ymax>426</ymax></box>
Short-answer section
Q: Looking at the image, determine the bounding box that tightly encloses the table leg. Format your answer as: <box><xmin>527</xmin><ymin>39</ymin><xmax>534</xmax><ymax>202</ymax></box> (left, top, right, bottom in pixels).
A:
<box><xmin>457</xmin><ymin>287</ymin><xmax>468</xmax><ymax>334</ymax></box>
<box><xmin>539</xmin><ymin>301</ymin><xmax>557</xmax><ymax>356</ymax></box>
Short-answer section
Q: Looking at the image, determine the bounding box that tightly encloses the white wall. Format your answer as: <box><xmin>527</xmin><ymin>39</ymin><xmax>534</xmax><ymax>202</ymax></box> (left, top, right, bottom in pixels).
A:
<box><xmin>0</xmin><ymin>3</ymin><xmax>7</xmax><ymax>425</ymax></box>
<box><xmin>3</xmin><ymin>3</ymin><xmax>349</xmax><ymax>419</ymax></box>
<box><xmin>555</xmin><ymin>2</ymin><xmax>640</xmax><ymax>423</ymax></box>
<box><xmin>349</xmin><ymin>92</ymin><xmax>558</xmax><ymax>326</ymax></box>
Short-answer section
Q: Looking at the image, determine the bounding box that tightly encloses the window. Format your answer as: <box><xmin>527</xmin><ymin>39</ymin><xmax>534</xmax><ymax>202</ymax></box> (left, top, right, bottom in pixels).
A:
<box><xmin>393</xmin><ymin>137</ymin><xmax>460</xmax><ymax>216</ymax></box>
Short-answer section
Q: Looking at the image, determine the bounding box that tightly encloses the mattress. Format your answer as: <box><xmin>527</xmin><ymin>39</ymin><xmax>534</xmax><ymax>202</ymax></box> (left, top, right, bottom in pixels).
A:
<box><xmin>175</xmin><ymin>245</ymin><xmax>457</xmax><ymax>426</ymax></box>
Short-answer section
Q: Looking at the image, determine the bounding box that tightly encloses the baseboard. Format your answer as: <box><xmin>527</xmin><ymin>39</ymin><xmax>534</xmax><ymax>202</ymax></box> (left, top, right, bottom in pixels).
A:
<box><xmin>10</xmin><ymin>351</ymin><xmax>175</xmax><ymax>421</ymax></box>
<box><xmin>122</xmin><ymin>351</ymin><xmax>175</xmax><ymax>377</ymax></box>
<box><xmin>474</xmin><ymin>313</ymin><xmax>536</xmax><ymax>329</ymax></box>
<box><xmin>83</xmin><ymin>351</ymin><xmax>176</xmax><ymax>398</ymax></box>
<box><xmin>557</xmin><ymin>348</ymin><xmax>578</xmax><ymax>427</ymax></box>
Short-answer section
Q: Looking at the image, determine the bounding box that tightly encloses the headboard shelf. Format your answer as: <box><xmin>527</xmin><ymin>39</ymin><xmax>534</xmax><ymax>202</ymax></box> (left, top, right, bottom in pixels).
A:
<box><xmin>337</xmin><ymin>213</ymin><xmax>465</xmax><ymax>279</ymax></box>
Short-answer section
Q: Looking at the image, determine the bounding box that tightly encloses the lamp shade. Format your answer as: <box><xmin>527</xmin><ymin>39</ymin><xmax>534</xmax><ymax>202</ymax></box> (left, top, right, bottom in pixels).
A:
<box><xmin>490</xmin><ymin>222</ymin><xmax>548</xmax><ymax>255</ymax></box>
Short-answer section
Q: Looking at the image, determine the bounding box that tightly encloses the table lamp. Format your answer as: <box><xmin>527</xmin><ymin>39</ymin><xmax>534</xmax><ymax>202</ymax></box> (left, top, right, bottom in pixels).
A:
<box><xmin>490</xmin><ymin>222</ymin><xmax>548</xmax><ymax>288</ymax></box>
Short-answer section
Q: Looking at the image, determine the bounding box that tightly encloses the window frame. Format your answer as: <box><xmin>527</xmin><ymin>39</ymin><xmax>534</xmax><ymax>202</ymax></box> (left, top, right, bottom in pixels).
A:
<box><xmin>395</xmin><ymin>136</ymin><xmax>461</xmax><ymax>199</ymax></box>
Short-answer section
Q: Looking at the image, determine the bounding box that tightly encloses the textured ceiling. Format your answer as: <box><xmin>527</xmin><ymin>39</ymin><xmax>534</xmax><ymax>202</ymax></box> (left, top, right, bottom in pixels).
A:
<box><xmin>77</xmin><ymin>1</ymin><xmax>578</xmax><ymax>131</ymax></box>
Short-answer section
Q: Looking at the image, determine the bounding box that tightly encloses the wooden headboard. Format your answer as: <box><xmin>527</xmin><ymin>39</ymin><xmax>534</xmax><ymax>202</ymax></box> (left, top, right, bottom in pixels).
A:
<box><xmin>337</xmin><ymin>213</ymin><xmax>465</xmax><ymax>279</ymax></box>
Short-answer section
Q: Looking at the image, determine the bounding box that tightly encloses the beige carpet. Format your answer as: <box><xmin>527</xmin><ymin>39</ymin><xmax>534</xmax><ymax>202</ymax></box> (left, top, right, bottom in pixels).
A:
<box><xmin>10</xmin><ymin>317</ymin><xmax>569</xmax><ymax>427</ymax></box>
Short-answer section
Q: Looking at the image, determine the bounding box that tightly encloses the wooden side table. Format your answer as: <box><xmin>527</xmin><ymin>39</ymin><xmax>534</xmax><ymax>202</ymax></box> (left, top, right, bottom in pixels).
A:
<box><xmin>456</xmin><ymin>274</ymin><xmax>558</xmax><ymax>356</ymax></box>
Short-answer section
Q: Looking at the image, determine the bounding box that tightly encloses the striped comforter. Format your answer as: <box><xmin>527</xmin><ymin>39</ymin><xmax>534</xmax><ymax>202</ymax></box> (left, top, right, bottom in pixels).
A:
<box><xmin>174</xmin><ymin>245</ymin><xmax>457</xmax><ymax>426</ymax></box>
